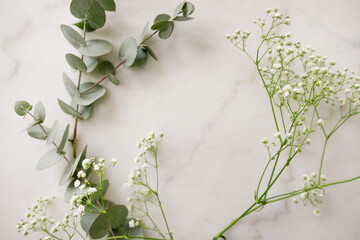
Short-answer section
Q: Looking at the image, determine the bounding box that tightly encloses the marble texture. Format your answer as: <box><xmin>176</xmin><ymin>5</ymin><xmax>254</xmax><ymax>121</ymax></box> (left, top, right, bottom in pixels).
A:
<box><xmin>1</xmin><ymin>0</ymin><xmax>360</xmax><ymax>239</ymax></box>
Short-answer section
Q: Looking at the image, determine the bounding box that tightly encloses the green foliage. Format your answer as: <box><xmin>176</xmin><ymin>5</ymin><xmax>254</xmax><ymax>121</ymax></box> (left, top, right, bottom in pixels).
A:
<box><xmin>99</xmin><ymin>61</ymin><xmax>120</xmax><ymax>84</ymax></box>
<box><xmin>63</xmin><ymin>73</ymin><xmax>80</xmax><ymax>99</ymax></box>
<box><xmin>78</xmin><ymin>39</ymin><xmax>112</xmax><ymax>57</ymax></box>
<box><xmin>60</xmin><ymin>24</ymin><xmax>86</xmax><ymax>49</ymax></box>
<box><xmin>91</xmin><ymin>179</ymin><xmax>109</xmax><ymax>203</ymax></box>
<box><xmin>75</xmin><ymin>82</ymin><xmax>106</xmax><ymax>105</ymax></box>
<box><xmin>70</xmin><ymin>0</ymin><xmax>106</xmax><ymax>30</ymax></box>
<box><xmin>106</xmin><ymin>205</ymin><xmax>128</xmax><ymax>229</ymax></box>
<box><xmin>65</xmin><ymin>53</ymin><xmax>87</xmax><ymax>72</ymax></box>
<box><xmin>83</xmin><ymin>56</ymin><xmax>99</xmax><ymax>73</ymax></box>
<box><xmin>119</xmin><ymin>37</ymin><xmax>138</xmax><ymax>67</ymax></box>
<box><xmin>61</xmin><ymin>145</ymin><xmax>87</xmax><ymax>186</ymax></box>
<box><xmin>142</xmin><ymin>45</ymin><xmax>158</xmax><ymax>61</ymax></box>
<box><xmin>33</xmin><ymin>101</ymin><xmax>46</xmax><ymax>123</ymax></box>
<box><xmin>58</xmin><ymin>99</ymin><xmax>84</xmax><ymax>119</ymax></box>
<box><xmin>74</xmin><ymin>20</ymin><xmax>96</xmax><ymax>32</ymax></box>
<box><xmin>115</xmin><ymin>219</ymin><xmax>144</xmax><ymax>239</ymax></box>
<box><xmin>14</xmin><ymin>101</ymin><xmax>32</xmax><ymax>116</ymax></box>
<box><xmin>46</xmin><ymin>120</ymin><xmax>60</xmax><ymax>145</ymax></box>
<box><xmin>97</xmin><ymin>0</ymin><xmax>116</xmax><ymax>11</ymax></box>
<box><xmin>89</xmin><ymin>214</ymin><xmax>109</xmax><ymax>238</ymax></box>
<box><xmin>57</xmin><ymin>124</ymin><xmax>69</xmax><ymax>154</ymax></box>
<box><xmin>79</xmin><ymin>105</ymin><xmax>92</xmax><ymax>120</ymax></box>
<box><xmin>36</xmin><ymin>149</ymin><xmax>64</xmax><ymax>170</ymax></box>
<box><xmin>131</xmin><ymin>47</ymin><xmax>148</xmax><ymax>67</ymax></box>
<box><xmin>27</xmin><ymin>124</ymin><xmax>50</xmax><ymax>140</ymax></box>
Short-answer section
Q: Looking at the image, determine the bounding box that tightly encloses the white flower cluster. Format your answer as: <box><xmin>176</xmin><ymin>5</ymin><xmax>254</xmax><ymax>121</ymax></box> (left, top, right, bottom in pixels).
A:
<box><xmin>124</xmin><ymin>132</ymin><xmax>164</xmax><ymax>230</ymax></box>
<box><xmin>16</xmin><ymin>197</ymin><xmax>82</xmax><ymax>238</ymax></box>
<box><xmin>70</xmin><ymin>157</ymin><xmax>117</xmax><ymax>210</ymax></box>
<box><xmin>293</xmin><ymin>172</ymin><xmax>327</xmax><ymax>216</ymax></box>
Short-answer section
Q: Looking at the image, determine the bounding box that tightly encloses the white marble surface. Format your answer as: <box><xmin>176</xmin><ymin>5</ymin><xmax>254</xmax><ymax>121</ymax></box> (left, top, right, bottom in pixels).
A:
<box><xmin>1</xmin><ymin>0</ymin><xmax>360</xmax><ymax>239</ymax></box>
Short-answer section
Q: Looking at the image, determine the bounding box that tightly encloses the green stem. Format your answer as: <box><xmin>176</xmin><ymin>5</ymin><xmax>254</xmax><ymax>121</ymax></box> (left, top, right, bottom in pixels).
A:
<box><xmin>317</xmin><ymin>137</ymin><xmax>329</xmax><ymax>184</ymax></box>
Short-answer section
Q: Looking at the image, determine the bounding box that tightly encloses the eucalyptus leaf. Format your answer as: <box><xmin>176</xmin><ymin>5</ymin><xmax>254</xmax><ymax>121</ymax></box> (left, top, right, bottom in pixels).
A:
<box><xmin>27</xmin><ymin>125</ymin><xmax>50</xmax><ymax>140</ymax></box>
<box><xmin>36</xmin><ymin>149</ymin><xmax>64</xmax><ymax>170</ymax></box>
<box><xmin>70</xmin><ymin>0</ymin><xmax>92</xmax><ymax>19</ymax></box>
<box><xmin>46</xmin><ymin>120</ymin><xmax>60</xmax><ymax>145</ymax></box>
<box><xmin>172</xmin><ymin>1</ymin><xmax>186</xmax><ymax>18</ymax></box>
<box><xmin>63</xmin><ymin>73</ymin><xmax>80</xmax><ymax>99</ymax></box>
<box><xmin>142</xmin><ymin>45</ymin><xmax>158</xmax><ymax>61</ymax></box>
<box><xmin>74</xmin><ymin>82</ymin><xmax>106</xmax><ymax>106</ymax></box>
<box><xmin>80</xmin><ymin>105</ymin><xmax>92</xmax><ymax>120</ymax></box>
<box><xmin>107</xmin><ymin>73</ymin><xmax>120</xmax><ymax>85</ymax></box>
<box><xmin>33</xmin><ymin>101</ymin><xmax>46</xmax><ymax>123</ymax></box>
<box><xmin>59</xmin><ymin>161</ymin><xmax>73</xmax><ymax>186</ymax></box>
<box><xmin>154</xmin><ymin>14</ymin><xmax>171</xmax><ymax>24</ymax></box>
<box><xmin>81</xmin><ymin>210</ymin><xmax>100</xmax><ymax>234</ymax></box>
<box><xmin>183</xmin><ymin>2</ymin><xmax>195</xmax><ymax>17</ymax></box>
<box><xmin>74</xmin><ymin>20</ymin><xmax>96</xmax><ymax>33</ymax></box>
<box><xmin>60</xmin><ymin>24</ymin><xmax>86</xmax><ymax>49</ymax></box>
<box><xmin>14</xmin><ymin>101</ymin><xmax>32</xmax><ymax>116</ymax></box>
<box><xmin>86</xmin><ymin>1</ymin><xmax>106</xmax><ymax>29</ymax></box>
<box><xmin>57</xmin><ymin>124</ymin><xmax>69</xmax><ymax>154</ymax></box>
<box><xmin>91</xmin><ymin>179</ymin><xmax>109</xmax><ymax>202</ymax></box>
<box><xmin>97</xmin><ymin>0</ymin><xmax>116</xmax><ymax>11</ymax></box>
<box><xmin>99</xmin><ymin>61</ymin><xmax>115</xmax><ymax>75</ymax></box>
<box><xmin>66</xmin><ymin>53</ymin><xmax>87</xmax><ymax>72</ymax></box>
<box><xmin>106</xmin><ymin>205</ymin><xmax>128</xmax><ymax>228</ymax></box>
<box><xmin>119</xmin><ymin>37</ymin><xmax>138</xmax><ymax>67</ymax></box>
<box><xmin>78</xmin><ymin>39</ymin><xmax>112</xmax><ymax>57</ymax></box>
<box><xmin>89</xmin><ymin>214</ymin><xmax>109</xmax><ymax>239</ymax></box>
<box><xmin>173</xmin><ymin>16</ymin><xmax>193</xmax><ymax>21</ymax></box>
<box><xmin>21</xmin><ymin>121</ymin><xmax>40</xmax><ymax>132</ymax></box>
<box><xmin>83</xmin><ymin>56</ymin><xmax>98</xmax><ymax>73</ymax></box>
<box><xmin>140</xmin><ymin>22</ymin><xmax>149</xmax><ymax>43</ymax></box>
<box><xmin>131</xmin><ymin>47</ymin><xmax>148</xmax><ymax>67</ymax></box>
<box><xmin>58</xmin><ymin>99</ymin><xmax>84</xmax><ymax>119</ymax></box>
<box><xmin>159</xmin><ymin>21</ymin><xmax>175</xmax><ymax>39</ymax></box>
<box><xmin>71</xmin><ymin>145</ymin><xmax>87</xmax><ymax>176</ymax></box>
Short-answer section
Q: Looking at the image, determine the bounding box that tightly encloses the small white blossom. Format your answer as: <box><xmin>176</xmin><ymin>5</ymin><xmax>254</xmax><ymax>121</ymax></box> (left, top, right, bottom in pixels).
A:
<box><xmin>82</xmin><ymin>159</ymin><xmax>91</xmax><ymax>169</ymax></box>
<box><xmin>129</xmin><ymin>219</ymin><xmax>135</xmax><ymax>228</ymax></box>
<box><xmin>74</xmin><ymin>180</ymin><xmax>80</xmax><ymax>188</ymax></box>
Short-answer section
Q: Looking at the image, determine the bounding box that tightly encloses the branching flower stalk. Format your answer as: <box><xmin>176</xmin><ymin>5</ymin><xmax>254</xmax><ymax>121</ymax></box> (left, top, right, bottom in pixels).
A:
<box><xmin>124</xmin><ymin>132</ymin><xmax>173</xmax><ymax>240</ymax></box>
<box><xmin>214</xmin><ymin>8</ymin><xmax>360</xmax><ymax>239</ymax></box>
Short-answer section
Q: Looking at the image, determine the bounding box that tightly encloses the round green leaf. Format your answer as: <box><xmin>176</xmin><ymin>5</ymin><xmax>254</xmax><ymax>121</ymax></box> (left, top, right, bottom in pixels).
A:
<box><xmin>81</xmin><ymin>210</ymin><xmax>100</xmax><ymax>234</ymax></box>
<box><xmin>74</xmin><ymin>82</ymin><xmax>106</xmax><ymax>106</ymax></box>
<box><xmin>36</xmin><ymin>149</ymin><xmax>64</xmax><ymax>170</ymax></box>
<box><xmin>66</xmin><ymin>53</ymin><xmax>87</xmax><ymax>72</ymax></box>
<box><xmin>70</xmin><ymin>0</ymin><xmax>92</xmax><ymax>19</ymax></box>
<box><xmin>89</xmin><ymin>214</ymin><xmax>110</xmax><ymax>239</ymax></box>
<box><xmin>47</xmin><ymin>120</ymin><xmax>60</xmax><ymax>145</ymax></box>
<box><xmin>119</xmin><ymin>37</ymin><xmax>138</xmax><ymax>67</ymax></box>
<box><xmin>27</xmin><ymin>124</ymin><xmax>50</xmax><ymax>140</ymax></box>
<box><xmin>57</xmin><ymin>124</ymin><xmax>69</xmax><ymax>154</ymax></box>
<box><xmin>33</xmin><ymin>101</ymin><xmax>46</xmax><ymax>123</ymax></box>
<box><xmin>106</xmin><ymin>205</ymin><xmax>128</xmax><ymax>228</ymax></box>
<box><xmin>63</xmin><ymin>73</ymin><xmax>80</xmax><ymax>99</ymax></box>
<box><xmin>154</xmin><ymin>14</ymin><xmax>171</xmax><ymax>24</ymax></box>
<box><xmin>58</xmin><ymin>99</ymin><xmax>84</xmax><ymax>119</ymax></box>
<box><xmin>80</xmin><ymin>105</ymin><xmax>92</xmax><ymax>120</ymax></box>
<box><xmin>14</xmin><ymin>101</ymin><xmax>31</xmax><ymax>116</ymax></box>
<box><xmin>59</xmin><ymin>161</ymin><xmax>73</xmax><ymax>186</ymax></box>
<box><xmin>64</xmin><ymin>178</ymin><xmax>86</xmax><ymax>201</ymax></box>
<box><xmin>83</xmin><ymin>56</ymin><xmax>98</xmax><ymax>73</ymax></box>
<box><xmin>78</xmin><ymin>39</ymin><xmax>112</xmax><ymax>57</ymax></box>
<box><xmin>142</xmin><ymin>45</ymin><xmax>158</xmax><ymax>61</ymax></box>
<box><xmin>60</xmin><ymin>24</ymin><xmax>86</xmax><ymax>49</ymax></box>
<box><xmin>173</xmin><ymin>16</ymin><xmax>193</xmax><ymax>21</ymax></box>
<box><xmin>107</xmin><ymin>73</ymin><xmax>120</xmax><ymax>85</ymax></box>
<box><xmin>140</xmin><ymin>22</ymin><xmax>149</xmax><ymax>43</ymax></box>
<box><xmin>99</xmin><ymin>61</ymin><xmax>115</xmax><ymax>75</ymax></box>
<box><xmin>131</xmin><ymin>47</ymin><xmax>148</xmax><ymax>67</ymax></box>
<box><xmin>159</xmin><ymin>21</ymin><xmax>175</xmax><ymax>39</ymax></box>
<box><xmin>183</xmin><ymin>2</ymin><xmax>195</xmax><ymax>17</ymax></box>
<box><xmin>91</xmin><ymin>179</ymin><xmax>109</xmax><ymax>203</ymax></box>
<box><xmin>86</xmin><ymin>1</ymin><xmax>106</xmax><ymax>29</ymax></box>
<box><xmin>172</xmin><ymin>1</ymin><xmax>186</xmax><ymax>18</ymax></box>
<box><xmin>97</xmin><ymin>0</ymin><xmax>116</xmax><ymax>11</ymax></box>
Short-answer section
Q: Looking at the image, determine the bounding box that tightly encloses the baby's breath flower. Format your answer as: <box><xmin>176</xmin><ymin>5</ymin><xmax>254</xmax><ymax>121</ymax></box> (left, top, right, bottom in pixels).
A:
<box><xmin>261</xmin><ymin>137</ymin><xmax>269</xmax><ymax>144</ymax></box>
<box><xmin>82</xmin><ymin>159</ymin><xmax>91</xmax><ymax>169</ymax></box>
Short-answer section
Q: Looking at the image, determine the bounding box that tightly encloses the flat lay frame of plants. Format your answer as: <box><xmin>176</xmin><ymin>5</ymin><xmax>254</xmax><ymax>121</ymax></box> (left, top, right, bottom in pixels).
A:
<box><xmin>15</xmin><ymin>0</ymin><xmax>194</xmax><ymax>239</ymax></box>
<box><xmin>13</xmin><ymin>2</ymin><xmax>360</xmax><ymax>240</ymax></box>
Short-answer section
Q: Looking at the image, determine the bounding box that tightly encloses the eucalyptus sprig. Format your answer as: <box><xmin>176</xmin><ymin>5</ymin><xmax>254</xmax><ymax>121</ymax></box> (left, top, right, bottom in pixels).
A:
<box><xmin>213</xmin><ymin>8</ymin><xmax>360</xmax><ymax>239</ymax></box>
<box><xmin>15</xmin><ymin>1</ymin><xmax>195</xmax><ymax>239</ymax></box>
